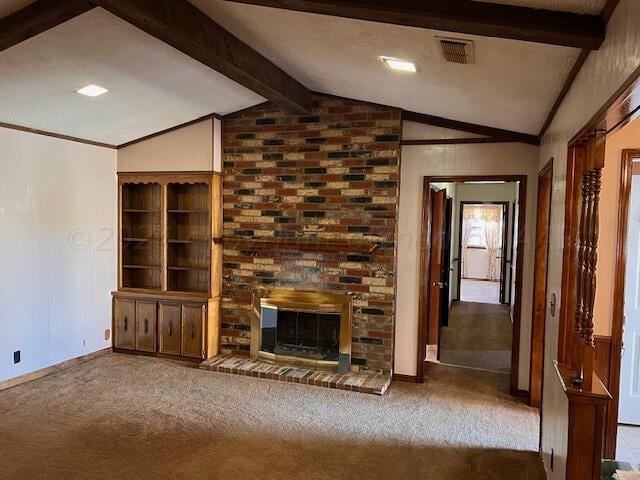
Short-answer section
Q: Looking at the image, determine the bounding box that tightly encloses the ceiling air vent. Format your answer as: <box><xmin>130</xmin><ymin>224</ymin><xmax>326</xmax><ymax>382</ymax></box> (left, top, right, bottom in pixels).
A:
<box><xmin>437</xmin><ymin>37</ymin><xmax>475</xmax><ymax>65</ymax></box>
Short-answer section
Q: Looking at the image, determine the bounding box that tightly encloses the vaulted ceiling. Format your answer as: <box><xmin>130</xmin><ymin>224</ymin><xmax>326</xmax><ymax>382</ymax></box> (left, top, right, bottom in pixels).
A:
<box><xmin>0</xmin><ymin>0</ymin><xmax>612</xmax><ymax>146</ymax></box>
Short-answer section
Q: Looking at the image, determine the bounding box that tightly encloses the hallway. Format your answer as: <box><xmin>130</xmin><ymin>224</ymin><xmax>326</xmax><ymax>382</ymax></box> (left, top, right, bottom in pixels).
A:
<box><xmin>439</xmin><ymin>302</ymin><xmax>513</xmax><ymax>375</ymax></box>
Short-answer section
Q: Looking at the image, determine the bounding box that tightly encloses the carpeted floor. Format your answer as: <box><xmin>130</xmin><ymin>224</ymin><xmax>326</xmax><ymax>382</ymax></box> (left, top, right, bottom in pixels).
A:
<box><xmin>440</xmin><ymin>301</ymin><xmax>513</xmax><ymax>374</ymax></box>
<box><xmin>0</xmin><ymin>354</ymin><xmax>543</xmax><ymax>479</ymax></box>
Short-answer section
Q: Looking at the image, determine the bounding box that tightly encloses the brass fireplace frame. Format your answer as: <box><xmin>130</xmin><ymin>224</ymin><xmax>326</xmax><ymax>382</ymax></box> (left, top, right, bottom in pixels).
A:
<box><xmin>250</xmin><ymin>288</ymin><xmax>353</xmax><ymax>372</ymax></box>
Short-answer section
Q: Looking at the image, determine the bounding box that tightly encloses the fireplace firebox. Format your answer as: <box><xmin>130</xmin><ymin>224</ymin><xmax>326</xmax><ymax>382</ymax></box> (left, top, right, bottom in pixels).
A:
<box><xmin>251</xmin><ymin>289</ymin><xmax>352</xmax><ymax>373</ymax></box>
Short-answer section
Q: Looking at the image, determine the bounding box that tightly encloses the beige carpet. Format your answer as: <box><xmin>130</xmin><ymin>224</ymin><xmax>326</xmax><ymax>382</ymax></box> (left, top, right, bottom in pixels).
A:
<box><xmin>0</xmin><ymin>354</ymin><xmax>543</xmax><ymax>479</ymax></box>
<box><xmin>440</xmin><ymin>301</ymin><xmax>513</xmax><ymax>374</ymax></box>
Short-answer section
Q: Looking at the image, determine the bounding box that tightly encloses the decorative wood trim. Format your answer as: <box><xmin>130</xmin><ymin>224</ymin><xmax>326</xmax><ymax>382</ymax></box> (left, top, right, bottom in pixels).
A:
<box><xmin>603</xmin><ymin>149</ymin><xmax>640</xmax><ymax>459</ymax></box>
<box><xmin>401</xmin><ymin>137</ymin><xmax>513</xmax><ymax>146</ymax></box>
<box><xmin>90</xmin><ymin>0</ymin><xmax>312</xmax><ymax>114</ymax></box>
<box><xmin>402</xmin><ymin>110</ymin><xmax>539</xmax><ymax>145</ymax></box>
<box><xmin>117</xmin><ymin>113</ymin><xmax>220</xmax><ymax>149</ymax></box>
<box><xmin>417</xmin><ymin>174</ymin><xmax>527</xmax><ymax>395</ymax></box>
<box><xmin>223</xmin><ymin>237</ymin><xmax>380</xmax><ymax>254</ymax></box>
<box><xmin>0</xmin><ymin>0</ymin><xmax>95</xmax><ymax>52</ymax></box>
<box><xmin>0</xmin><ymin>347</ymin><xmax>112</xmax><ymax>392</ymax></box>
<box><xmin>529</xmin><ymin>158</ymin><xmax>553</xmax><ymax>408</ymax></box>
<box><xmin>0</xmin><ymin>121</ymin><xmax>117</xmax><ymax>149</ymax></box>
<box><xmin>601</xmin><ymin>0</ymin><xmax>622</xmax><ymax>24</ymax></box>
<box><xmin>539</xmin><ymin>50</ymin><xmax>590</xmax><ymax>138</ymax></box>
<box><xmin>392</xmin><ymin>373</ymin><xmax>419</xmax><ymax>383</ymax></box>
<box><xmin>222</xmin><ymin>0</ymin><xmax>605</xmax><ymax>50</ymax></box>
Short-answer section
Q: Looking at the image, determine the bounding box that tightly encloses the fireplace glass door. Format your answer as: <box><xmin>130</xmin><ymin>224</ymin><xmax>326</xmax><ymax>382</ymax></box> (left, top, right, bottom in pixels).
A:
<box><xmin>260</xmin><ymin>307</ymin><xmax>341</xmax><ymax>362</ymax></box>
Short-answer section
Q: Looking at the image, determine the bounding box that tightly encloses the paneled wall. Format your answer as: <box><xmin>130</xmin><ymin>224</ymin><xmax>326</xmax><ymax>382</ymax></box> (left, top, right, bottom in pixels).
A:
<box><xmin>539</xmin><ymin>0</ymin><xmax>640</xmax><ymax>477</ymax></box>
<box><xmin>220</xmin><ymin>95</ymin><xmax>401</xmax><ymax>374</ymax></box>
<box><xmin>0</xmin><ymin>127</ymin><xmax>117</xmax><ymax>382</ymax></box>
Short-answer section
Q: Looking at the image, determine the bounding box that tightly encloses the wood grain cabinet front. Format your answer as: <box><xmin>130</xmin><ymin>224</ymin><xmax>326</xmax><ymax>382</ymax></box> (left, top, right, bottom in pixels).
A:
<box><xmin>135</xmin><ymin>300</ymin><xmax>157</xmax><ymax>352</ymax></box>
<box><xmin>114</xmin><ymin>298</ymin><xmax>136</xmax><ymax>350</ymax></box>
<box><xmin>158</xmin><ymin>302</ymin><xmax>181</xmax><ymax>355</ymax></box>
<box><xmin>182</xmin><ymin>303</ymin><xmax>205</xmax><ymax>358</ymax></box>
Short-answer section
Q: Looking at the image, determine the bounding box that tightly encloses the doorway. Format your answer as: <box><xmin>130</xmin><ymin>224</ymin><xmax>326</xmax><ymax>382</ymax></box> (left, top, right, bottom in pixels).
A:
<box><xmin>605</xmin><ymin>149</ymin><xmax>640</xmax><ymax>465</ymax></box>
<box><xmin>458</xmin><ymin>201</ymin><xmax>509</xmax><ymax>304</ymax></box>
<box><xmin>416</xmin><ymin>175</ymin><xmax>527</xmax><ymax>395</ymax></box>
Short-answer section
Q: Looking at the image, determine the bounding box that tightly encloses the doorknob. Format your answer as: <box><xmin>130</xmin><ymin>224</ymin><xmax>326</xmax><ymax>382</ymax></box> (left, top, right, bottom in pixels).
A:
<box><xmin>432</xmin><ymin>282</ymin><xmax>444</xmax><ymax>288</ymax></box>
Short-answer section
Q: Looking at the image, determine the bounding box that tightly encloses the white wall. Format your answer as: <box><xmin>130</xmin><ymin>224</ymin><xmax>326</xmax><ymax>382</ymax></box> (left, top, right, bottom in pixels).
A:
<box><xmin>394</xmin><ymin>122</ymin><xmax>539</xmax><ymax>392</ymax></box>
<box><xmin>118</xmin><ymin>118</ymin><xmax>218</xmax><ymax>172</ymax></box>
<box><xmin>539</xmin><ymin>1</ymin><xmax>640</xmax><ymax>478</ymax></box>
<box><xmin>0</xmin><ymin>127</ymin><xmax>117</xmax><ymax>382</ymax></box>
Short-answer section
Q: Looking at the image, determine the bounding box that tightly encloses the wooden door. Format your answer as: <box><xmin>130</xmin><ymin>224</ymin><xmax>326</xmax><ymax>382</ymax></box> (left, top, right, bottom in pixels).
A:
<box><xmin>158</xmin><ymin>302</ymin><xmax>181</xmax><ymax>355</ymax></box>
<box><xmin>530</xmin><ymin>162</ymin><xmax>553</xmax><ymax>408</ymax></box>
<box><xmin>114</xmin><ymin>298</ymin><xmax>136</xmax><ymax>350</ymax></box>
<box><xmin>135</xmin><ymin>300</ymin><xmax>157</xmax><ymax>352</ymax></box>
<box><xmin>428</xmin><ymin>189</ymin><xmax>447</xmax><ymax>347</ymax></box>
<box><xmin>620</xmin><ymin>174</ymin><xmax>640</xmax><ymax>424</ymax></box>
<box><xmin>182</xmin><ymin>303</ymin><xmax>205</xmax><ymax>358</ymax></box>
<box><xmin>499</xmin><ymin>203</ymin><xmax>509</xmax><ymax>304</ymax></box>
<box><xmin>439</xmin><ymin>196</ymin><xmax>453</xmax><ymax>328</ymax></box>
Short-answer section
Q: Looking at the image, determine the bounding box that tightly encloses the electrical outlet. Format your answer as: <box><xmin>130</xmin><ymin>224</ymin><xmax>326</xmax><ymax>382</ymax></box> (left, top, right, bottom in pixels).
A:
<box><xmin>82</xmin><ymin>339</ymin><xmax>88</xmax><ymax>347</ymax></box>
<box><xmin>13</xmin><ymin>351</ymin><xmax>20</xmax><ymax>364</ymax></box>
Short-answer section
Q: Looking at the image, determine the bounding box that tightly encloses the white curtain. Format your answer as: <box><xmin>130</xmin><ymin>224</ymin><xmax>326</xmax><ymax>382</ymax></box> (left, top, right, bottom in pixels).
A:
<box><xmin>461</xmin><ymin>220</ymin><xmax>473</xmax><ymax>278</ymax></box>
<box><xmin>484</xmin><ymin>220</ymin><xmax>502</xmax><ymax>281</ymax></box>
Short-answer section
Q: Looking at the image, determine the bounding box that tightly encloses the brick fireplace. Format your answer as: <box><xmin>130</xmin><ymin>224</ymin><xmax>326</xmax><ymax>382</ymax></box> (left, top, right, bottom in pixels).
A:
<box><xmin>221</xmin><ymin>94</ymin><xmax>401</xmax><ymax>375</ymax></box>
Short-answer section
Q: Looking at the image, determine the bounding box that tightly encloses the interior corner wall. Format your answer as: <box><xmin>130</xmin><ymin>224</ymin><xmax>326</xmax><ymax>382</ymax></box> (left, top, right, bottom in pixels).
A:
<box><xmin>393</xmin><ymin>133</ymin><xmax>539</xmax><ymax>392</ymax></box>
<box><xmin>0</xmin><ymin>126</ymin><xmax>117</xmax><ymax>383</ymax></box>
<box><xmin>117</xmin><ymin>118</ymin><xmax>215</xmax><ymax>172</ymax></box>
<box><xmin>538</xmin><ymin>0</ymin><xmax>640</xmax><ymax>478</ymax></box>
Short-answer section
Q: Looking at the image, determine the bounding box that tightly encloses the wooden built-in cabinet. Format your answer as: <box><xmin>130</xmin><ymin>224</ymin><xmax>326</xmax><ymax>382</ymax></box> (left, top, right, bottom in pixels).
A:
<box><xmin>112</xmin><ymin>172</ymin><xmax>222</xmax><ymax>361</ymax></box>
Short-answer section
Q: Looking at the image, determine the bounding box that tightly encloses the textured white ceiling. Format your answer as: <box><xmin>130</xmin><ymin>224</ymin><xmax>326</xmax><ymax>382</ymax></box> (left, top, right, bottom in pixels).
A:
<box><xmin>0</xmin><ymin>8</ymin><xmax>265</xmax><ymax>145</ymax></box>
<box><xmin>472</xmin><ymin>0</ymin><xmax>607</xmax><ymax>14</ymax></box>
<box><xmin>191</xmin><ymin>0</ymin><xmax>580</xmax><ymax>135</ymax></box>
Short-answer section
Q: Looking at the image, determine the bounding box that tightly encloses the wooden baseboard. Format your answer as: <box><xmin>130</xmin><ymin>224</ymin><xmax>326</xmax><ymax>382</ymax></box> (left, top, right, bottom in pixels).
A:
<box><xmin>392</xmin><ymin>373</ymin><xmax>420</xmax><ymax>383</ymax></box>
<box><xmin>0</xmin><ymin>347</ymin><xmax>112</xmax><ymax>392</ymax></box>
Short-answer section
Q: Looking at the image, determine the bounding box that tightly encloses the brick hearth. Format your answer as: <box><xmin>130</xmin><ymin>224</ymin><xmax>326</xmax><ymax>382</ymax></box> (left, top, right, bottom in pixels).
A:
<box><xmin>200</xmin><ymin>354</ymin><xmax>391</xmax><ymax>395</ymax></box>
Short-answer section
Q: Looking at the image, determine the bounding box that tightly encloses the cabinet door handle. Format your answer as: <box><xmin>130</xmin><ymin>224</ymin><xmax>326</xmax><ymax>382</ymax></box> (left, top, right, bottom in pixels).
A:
<box><xmin>144</xmin><ymin>318</ymin><xmax>149</xmax><ymax>334</ymax></box>
<box><xmin>124</xmin><ymin>316</ymin><xmax>128</xmax><ymax>332</ymax></box>
<box><xmin>190</xmin><ymin>321</ymin><xmax>195</xmax><ymax>339</ymax></box>
<box><xmin>168</xmin><ymin>320</ymin><xmax>173</xmax><ymax>336</ymax></box>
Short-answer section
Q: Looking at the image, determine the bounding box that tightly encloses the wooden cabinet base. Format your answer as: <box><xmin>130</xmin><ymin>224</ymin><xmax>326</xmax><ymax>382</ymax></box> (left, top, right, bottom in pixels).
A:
<box><xmin>112</xmin><ymin>291</ymin><xmax>219</xmax><ymax>361</ymax></box>
<box><xmin>112</xmin><ymin>347</ymin><xmax>202</xmax><ymax>363</ymax></box>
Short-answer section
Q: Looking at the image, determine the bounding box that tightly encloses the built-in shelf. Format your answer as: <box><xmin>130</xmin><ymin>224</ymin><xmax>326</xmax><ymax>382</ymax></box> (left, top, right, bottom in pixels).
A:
<box><xmin>223</xmin><ymin>237</ymin><xmax>380</xmax><ymax>254</ymax></box>
<box><xmin>122</xmin><ymin>209</ymin><xmax>161</xmax><ymax>213</ymax></box>
<box><xmin>167</xmin><ymin>209</ymin><xmax>208</xmax><ymax>214</ymax></box>
<box><xmin>123</xmin><ymin>264</ymin><xmax>161</xmax><ymax>270</ymax></box>
<box><xmin>122</xmin><ymin>237</ymin><xmax>157</xmax><ymax>242</ymax></box>
<box><xmin>167</xmin><ymin>266</ymin><xmax>209</xmax><ymax>271</ymax></box>
<box><xmin>167</xmin><ymin>239</ymin><xmax>208</xmax><ymax>244</ymax></box>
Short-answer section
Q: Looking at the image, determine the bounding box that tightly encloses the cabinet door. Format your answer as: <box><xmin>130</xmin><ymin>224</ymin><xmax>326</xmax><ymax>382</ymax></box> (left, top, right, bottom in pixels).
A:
<box><xmin>158</xmin><ymin>302</ymin><xmax>181</xmax><ymax>355</ymax></box>
<box><xmin>114</xmin><ymin>298</ymin><xmax>136</xmax><ymax>350</ymax></box>
<box><xmin>182</xmin><ymin>303</ymin><xmax>205</xmax><ymax>358</ymax></box>
<box><xmin>135</xmin><ymin>300</ymin><xmax>157</xmax><ymax>352</ymax></box>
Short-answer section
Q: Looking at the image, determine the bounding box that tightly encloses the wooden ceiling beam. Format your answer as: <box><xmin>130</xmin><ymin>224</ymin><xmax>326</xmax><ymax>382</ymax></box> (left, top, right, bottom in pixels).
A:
<box><xmin>403</xmin><ymin>110</ymin><xmax>540</xmax><ymax>146</ymax></box>
<box><xmin>222</xmin><ymin>0</ymin><xmax>605</xmax><ymax>50</ymax></box>
<box><xmin>0</xmin><ymin>0</ymin><xmax>95</xmax><ymax>52</ymax></box>
<box><xmin>89</xmin><ymin>0</ymin><xmax>312</xmax><ymax>114</ymax></box>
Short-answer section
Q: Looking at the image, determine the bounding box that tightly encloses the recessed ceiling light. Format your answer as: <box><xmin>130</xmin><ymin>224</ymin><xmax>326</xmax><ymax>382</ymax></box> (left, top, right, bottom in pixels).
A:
<box><xmin>77</xmin><ymin>84</ymin><xmax>109</xmax><ymax>97</ymax></box>
<box><xmin>379</xmin><ymin>56</ymin><xmax>417</xmax><ymax>73</ymax></box>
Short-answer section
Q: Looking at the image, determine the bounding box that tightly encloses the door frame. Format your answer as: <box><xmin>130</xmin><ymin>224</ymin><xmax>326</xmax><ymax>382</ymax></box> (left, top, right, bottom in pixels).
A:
<box><xmin>529</xmin><ymin>158</ymin><xmax>554</xmax><ymax>410</ymax></box>
<box><xmin>417</xmin><ymin>175</ymin><xmax>527</xmax><ymax>396</ymax></box>
<box><xmin>603</xmin><ymin>149</ymin><xmax>640</xmax><ymax>458</ymax></box>
<box><xmin>456</xmin><ymin>200</ymin><xmax>510</xmax><ymax>302</ymax></box>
